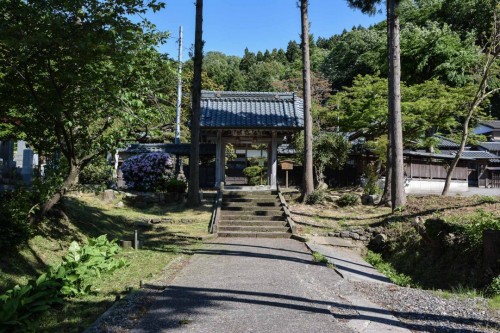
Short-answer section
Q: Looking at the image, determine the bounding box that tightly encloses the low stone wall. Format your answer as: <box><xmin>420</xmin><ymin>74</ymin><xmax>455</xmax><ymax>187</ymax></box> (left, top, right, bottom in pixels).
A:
<box><xmin>328</xmin><ymin>226</ymin><xmax>388</xmax><ymax>247</ymax></box>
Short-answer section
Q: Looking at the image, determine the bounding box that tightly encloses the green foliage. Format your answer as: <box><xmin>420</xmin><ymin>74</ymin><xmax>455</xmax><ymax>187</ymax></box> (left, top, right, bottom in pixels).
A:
<box><xmin>321</xmin><ymin>26</ymin><xmax>386</xmax><ymax>89</ymax></box>
<box><xmin>295</xmin><ymin>131</ymin><xmax>351</xmax><ymax>185</ymax></box>
<box><xmin>475</xmin><ymin>196</ymin><xmax>500</xmax><ymax>204</ymax></box>
<box><xmin>0</xmin><ymin>190</ymin><xmax>34</xmax><ymax>251</ymax></box>
<box><xmin>0</xmin><ymin>235</ymin><xmax>127</xmax><ymax>332</ymax></box>
<box><xmin>365</xmin><ymin>250</ymin><xmax>415</xmax><ymax>287</ymax></box>
<box><xmin>246</xmin><ymin>61</ymin><xmax>285</xmax><ymax>91</ymax></box>
<box><xmin>79</xmin><ymin>157</ymin><xmax>113</xmax><ymax>186</ymax></box>
<box><xmin>487</xmin><ymin>276</ymin><xmax>500</xmax><ymax>297</ymax></box>
<box><xmin>166</xmin><ymin>179</ymin><xmax>188</xmax><ymax>194</ymax></box>
<box><xmin>400</xmin><ymin>21</ymin><xmax>480</xmax><ymax>86</ymax></box>
<box><xmin>305</xmin><ymin>190</ymin><xmax>325</xmax><ymax>205</ymax></box>
<box><xmin>335</xmin><ymin>75</ymin><xmax>474</xmax><ymax>145</ymax></box>
<box><xmin>0</xmin><ymin>0</ymin><xmax>174</xmax><ymax>217</ymax></box>
<box><xmin>450</xmin><ymin>210</ymin><xmax>500</xmax><ymax>251</ymax></box>
<box><xmin>0</xmin><ymin>273</ymin><xmax>62</xmax><ymax>333</ymax></box>
<box><xmin>50</xmin><ymin>235</ymin><xmax>128</xmax><ymax>297</ymax></box>
<box><xmin>363</xmin><ymin>163</ymin><xmax>381</xmax><ymax>195</ymax></box>
<box><xmin>243</xmin><ymin>166</ymin><xmax>264</xmax><ymax>186</ymax></box>
<box><xmin>312</xmin><ymin>251</ymin><xmax>333</xmax><ymax>268</ymax></box>
<box><xmin>337</xmin><ymin>193</ymin><xmax>360</xmax><ymax>207</ymax></box>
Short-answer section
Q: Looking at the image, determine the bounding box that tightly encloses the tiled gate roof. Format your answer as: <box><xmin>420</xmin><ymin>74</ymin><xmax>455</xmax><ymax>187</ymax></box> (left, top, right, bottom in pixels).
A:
<box><xmin>200</xmin><ymin>91</ymin><xmax>304</xmax><ymax>129</ymax></box>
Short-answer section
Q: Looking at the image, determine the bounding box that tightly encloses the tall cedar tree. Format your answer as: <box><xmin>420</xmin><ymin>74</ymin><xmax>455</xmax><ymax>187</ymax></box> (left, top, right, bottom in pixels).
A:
<box><xmin>347</xmin><ymin>0</ymin><xmax>406</xmax><ymax>209</ymax></box>
<box><xmin>188</xmin><ymin>0</ymin><xmax>203</xmax><ymax>206</ymax></box>
<box><xmin>301</xmin><ymin>0</ymin><xmax>314</xmax><ymax>197</ymax></box>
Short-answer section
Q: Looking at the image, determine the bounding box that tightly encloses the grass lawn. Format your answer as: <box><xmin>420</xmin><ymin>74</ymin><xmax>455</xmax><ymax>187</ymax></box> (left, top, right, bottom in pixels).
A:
<box><xmin>0</xmin><ymin>191</ymin><xmax>213</xmax><ymax>332</ymax></box>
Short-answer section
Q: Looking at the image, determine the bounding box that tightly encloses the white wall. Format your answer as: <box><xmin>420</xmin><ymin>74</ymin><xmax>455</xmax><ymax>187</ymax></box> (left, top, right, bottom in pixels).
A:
<box><xmin>405</xmin><ymin>179</ymin><xmax>468</xmax><ymax>194</ymax></box>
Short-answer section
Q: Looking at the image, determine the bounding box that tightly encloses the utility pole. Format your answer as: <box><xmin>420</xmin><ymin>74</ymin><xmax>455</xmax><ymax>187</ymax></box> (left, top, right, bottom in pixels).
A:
<box><xmin>175</xmin><ymin>26</ymin><xmax>183</xmax><ymax>175</ymax></box>
<box><xmin>175</xmin><ymin>26</ymin><xmax>183</xmax><ymax>145</ymax></box>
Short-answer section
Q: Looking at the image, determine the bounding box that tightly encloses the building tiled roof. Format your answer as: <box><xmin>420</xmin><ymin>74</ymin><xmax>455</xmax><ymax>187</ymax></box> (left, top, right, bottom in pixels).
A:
<box><xmin>435</xmin><ymin>135</ymin><xmax>460</xmax><ymax>149</ymax></box>
<box><xmin>404</xmin><ymin>150</ymin><xmax>474</xmax><ymax>160</ymax></box>
<box><xmin>480</xmin><ymin>120</ymin><xmax>500</xmax><ymax>129</ymax></box>
<box><xmin>460</xmin><ymin>150</ymin><xmax>499</xmax><ymax>160</ymax></box>
<box><xmin>118</xmin><ymin>143</ymin><xmax>215</xmax><ymax>156</ymax></box>
<box><xmin>200</xmin><ymin>91</ymin><xmax>304</xmax><ymax>129</ymax></box>
<box><xmin>478</xmin><ymin>141</ymin><xmax>500</xmax><ymax>152</ymax></box>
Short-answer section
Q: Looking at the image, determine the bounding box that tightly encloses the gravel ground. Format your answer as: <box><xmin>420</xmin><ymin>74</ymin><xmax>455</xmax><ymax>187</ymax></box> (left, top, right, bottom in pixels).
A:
<box><xmin>350</xmin><ymin>281</ymin><xmax>500</xmax><ymax>333</ymax></box>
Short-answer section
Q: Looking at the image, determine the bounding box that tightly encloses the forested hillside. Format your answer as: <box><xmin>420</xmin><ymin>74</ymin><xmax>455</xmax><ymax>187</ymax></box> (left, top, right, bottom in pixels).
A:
<box><xmin>193</xmin><ymin>0</ymin><xmax>499</xmax><ymax>144</ymax></box>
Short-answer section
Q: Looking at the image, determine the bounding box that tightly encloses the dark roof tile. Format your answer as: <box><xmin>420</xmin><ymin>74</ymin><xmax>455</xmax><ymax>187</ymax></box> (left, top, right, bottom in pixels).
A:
<box><xmin>200</xmin><ymin>91</ymin><xmax>304</xmax><ymax>129</ymax></box>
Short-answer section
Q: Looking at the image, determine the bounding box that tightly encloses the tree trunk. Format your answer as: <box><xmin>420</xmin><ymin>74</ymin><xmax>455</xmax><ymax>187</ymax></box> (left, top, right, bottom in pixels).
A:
<box><xmin>301</xmin><ymin>0</ymin><xmax>314</xmax><ymax>199</ymax></box>
<box><xmin>443</xmin><ymin>5</ymin><xmax>500</xmax><ymax>194</ymax></box>
<box><xmin>187</xmin><ymin>0</ymin><xmax>203</xmax><ymax>206</ymax></box>
<box><xmin>32</xmin><ymin>161</ymin><xmax>80</xmax><ymax>223</ymax></box>
<box><xmin>387</xmin><ymin>0</ymin><xmax>406</xmax><ymax>209</ymax></box>
<box><xmin>379</xmin><ymin>142</ymin><xmax>392</xmax><ymax>206</ymax></box>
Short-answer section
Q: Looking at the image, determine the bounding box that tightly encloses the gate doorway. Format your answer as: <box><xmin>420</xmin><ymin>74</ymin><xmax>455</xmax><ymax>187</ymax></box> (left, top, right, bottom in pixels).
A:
<box><xmin>225</xmin><ymin>144</ymin><xmax>268</xmax><ymax>186</ymax></box>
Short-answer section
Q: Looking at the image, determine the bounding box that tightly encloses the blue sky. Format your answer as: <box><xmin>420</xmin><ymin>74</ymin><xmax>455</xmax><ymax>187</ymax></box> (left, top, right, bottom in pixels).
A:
<box><xmin>146</xmin><ymin>0</ymin><xmax>385</xmax><ymax>58</ymax></box>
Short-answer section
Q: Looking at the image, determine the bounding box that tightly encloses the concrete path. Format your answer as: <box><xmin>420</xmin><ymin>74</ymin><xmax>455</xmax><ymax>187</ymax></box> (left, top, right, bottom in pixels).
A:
<box><xmin>131</xmin><ymin>238</ymin><xmax>410</xmax><ymax>333</ymax></box>
<box><xmin>306</xmin><ymin>241</ymin><xmax>392</xmax><ymax>285</ymax></box>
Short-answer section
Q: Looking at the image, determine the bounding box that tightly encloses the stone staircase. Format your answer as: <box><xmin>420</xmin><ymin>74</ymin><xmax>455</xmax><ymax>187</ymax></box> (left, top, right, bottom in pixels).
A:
<box><xmin>218</xmin><ymin>191</ymin><xmax>292</xmax><ymax>238</ymax></box>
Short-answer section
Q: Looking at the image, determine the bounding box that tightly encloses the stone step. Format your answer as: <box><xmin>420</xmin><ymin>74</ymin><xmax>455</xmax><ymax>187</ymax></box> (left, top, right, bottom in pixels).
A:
<box><xmin>224</xmin><ymin>190</ymin><xmax>277</xmax><ymax>195</ymax></box>
<box><xmin>220</xmin><ymin>215</ymin><xmax>284</xmax><ymax>221</ymax></box>
<box><xmin>221</xmin><ymin>206</ymin><xmax>282</xmax><ymax>212</ymax></box>
<box><xmin>221</xmin><ymin>211</ymin><xmax>283</xmax><ymax>218</ymax></box>
<box><xmin>223</xmin><ymin>192</ymin><xmax>277</xmax><ymax>197</ymax></box>
<box><xmin>218</xmin><ymin>220</ymin><xmax>288</xmax><ymax>227</ymax></box>
<box><xmin>217</xmin><ymin>231</ymin><xmax>292</xmax><ymax>238</ymax></box>
<box><xmin>218</xmin><ymin>226</ymin><xmax>290</xmax><ymax>233</ymax></box>
<box><xmin>222</xmin><ymin>201</ymin><xmax>281</xmax><ymax>207</ymax></box>
<box><xmin>223</xmin><ymin>196</ymin><xmax>279</xmax><ymax>201</ymax></box>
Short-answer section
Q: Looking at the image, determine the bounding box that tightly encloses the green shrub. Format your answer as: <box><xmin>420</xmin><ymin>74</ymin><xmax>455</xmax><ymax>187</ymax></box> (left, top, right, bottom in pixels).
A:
<box><xmin>0</xmin><ymin>274</ymin><xmax>62</xmax><ymax>333</ymax></box>
<box><xmin>475</xmin><ymin>196</ymin><xmax>499</xmax><ymax>204</ymax></box>
<box><xmin>50</xmin><ymin>235</ymin><xmax>128</xmax><ymax>297</ymax></box>
<box><xmin>306</xmin><ymin>190</ymin><xmax>325</xmax><ymax>205</ymax></box>
<box><xmin>243</xmin><ymin>166</ymin><xmax>264</xmax><ymax>185</ymax></box>
<box><xmin>363</xmin><ymin>163</ymin><xmax>381</xmax><ymax>195</ymax></box>
<box><xmin>452</xmin><ymin>210</ymin><xmax>500</xmax><ymax>251</ymax></box>
<box><xmin>0</xmin><ymin>235</ymin><xmax>128</xmax><ymax>332</ymax></box>
<box><xmin>337</xmin><ymin>193</ymin><xmax>360</xmax><ymax>207</ymax></box>
<box><xmin>79</xmin><ymin>157</ymin><xmax>113</xmax><ymax>186</ymax></box>
<box><xmin>488</xmin><ymin>276</ymin><xmax>500</xmax><ymax>296</ymax></box>
<box><xmin>0</xmin><ymin>190</ymin><xmax>34</xmax><ymax>251</ymax></box>
<box><xmin>166</xmin><ymin>179</ymin><xmax>187</xmax><ymax>194</ymax></box>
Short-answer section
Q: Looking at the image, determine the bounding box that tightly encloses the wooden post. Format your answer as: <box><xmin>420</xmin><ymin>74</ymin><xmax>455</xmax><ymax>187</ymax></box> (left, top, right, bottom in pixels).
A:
<box><xmin>271</xmin><ymin>132</ymin><xmax>277</xmax><ymax>189</ymax></box>
<box><xmin>215</xmin><ymin>130</ymin><xmax>222</xmax><ymax>188</ymax></box>
<box><xmin>286</xmin><ymin>170</ymin><xmax>289</xmax><ymax>188</ymax></box>
<box><xmin>134</xmin><ymin>229</ymin><xmax>138</xmax><ymax>250</ymax></box>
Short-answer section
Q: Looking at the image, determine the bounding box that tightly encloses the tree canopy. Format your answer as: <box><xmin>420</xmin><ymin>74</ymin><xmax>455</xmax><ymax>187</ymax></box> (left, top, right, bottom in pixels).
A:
<box><xmin>0</xmin><ymin>0</ymin><xmax>173</xmax><ymax>218</ymax></box>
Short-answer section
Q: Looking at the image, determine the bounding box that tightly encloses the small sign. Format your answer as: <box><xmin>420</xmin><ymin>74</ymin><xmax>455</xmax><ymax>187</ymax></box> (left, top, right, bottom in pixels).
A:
<box><xmin>281</xmin><ymin>160</ymin><xmax>294</xmax><ymax>170</ymax></box>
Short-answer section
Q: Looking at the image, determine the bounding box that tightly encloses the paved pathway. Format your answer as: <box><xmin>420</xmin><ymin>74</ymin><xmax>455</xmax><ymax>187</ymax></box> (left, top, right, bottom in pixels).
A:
<box><xmin>132</xmin><ymin>238</ymin><xmax>410</xmax><ymax>333</ymax></box>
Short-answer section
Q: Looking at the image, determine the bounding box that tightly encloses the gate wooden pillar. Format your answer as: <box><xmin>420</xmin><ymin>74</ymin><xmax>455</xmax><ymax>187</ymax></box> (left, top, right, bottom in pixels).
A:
<box><xmin>270</xmin><ymin>131</ymin><xmax>278</xmax><ymax>189</ymax></box>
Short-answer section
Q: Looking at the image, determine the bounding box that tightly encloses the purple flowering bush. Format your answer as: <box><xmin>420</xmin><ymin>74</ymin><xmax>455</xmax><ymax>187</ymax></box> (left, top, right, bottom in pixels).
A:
<box><xmin>120</xmin><ymin>153</ymin><xmax>173</xmax><ymax>191</ymax></box>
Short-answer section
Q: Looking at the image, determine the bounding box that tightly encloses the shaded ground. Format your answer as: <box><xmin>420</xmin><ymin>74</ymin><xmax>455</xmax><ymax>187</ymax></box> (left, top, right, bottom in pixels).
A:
<box><xmin>0</xmin><ymin>192</ymin><xmax>212</xmax><ymax>332</ymax></box>
<box><xmin>129</xmin><ymin>238</ymin><xmax>413</xmax><ymax>333</ymax></box>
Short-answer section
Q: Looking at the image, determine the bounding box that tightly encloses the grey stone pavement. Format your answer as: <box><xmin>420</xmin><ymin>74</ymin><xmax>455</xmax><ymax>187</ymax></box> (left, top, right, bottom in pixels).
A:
<box><xmin>131</xmin><ymin>238</ymin><xmax>410</xmax><ymax>333</ymax></box>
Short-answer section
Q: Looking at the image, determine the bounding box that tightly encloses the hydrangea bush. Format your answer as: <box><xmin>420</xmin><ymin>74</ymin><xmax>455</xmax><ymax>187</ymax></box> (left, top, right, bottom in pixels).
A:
<box><xmin>120</xmin><ymin>153</ymin><xmax>173</xmax><ymax>191</ymax></box>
